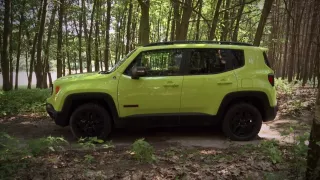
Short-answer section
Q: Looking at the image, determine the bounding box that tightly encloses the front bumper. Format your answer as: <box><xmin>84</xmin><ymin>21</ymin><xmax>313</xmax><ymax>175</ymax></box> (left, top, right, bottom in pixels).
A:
<box><xmin>46</xmin><ymin>103</ymin><xmax>69</xmax><ymax>127</ymax></box>
<box><xmin>264</xmin><ymin>105</ymin><xmax>278</xmax><ymax>122</ymax></box>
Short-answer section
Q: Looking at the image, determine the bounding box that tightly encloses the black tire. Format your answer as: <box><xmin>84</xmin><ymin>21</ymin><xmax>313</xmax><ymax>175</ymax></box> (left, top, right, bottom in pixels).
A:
<box><xmin>70</xmin><ymin>103</ymin><xmax>112</xmax><ymax>140</ymax></box>
<box><xmin>222</xmin><ymin>103</ymin><xmax>262</xmax><ymax>141</ymax></box>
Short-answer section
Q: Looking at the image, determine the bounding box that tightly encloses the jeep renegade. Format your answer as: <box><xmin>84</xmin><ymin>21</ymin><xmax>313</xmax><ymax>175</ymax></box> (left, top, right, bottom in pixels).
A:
<box><xmin>46</xmin><ymin>41</ymin><xmax>277</xmax><ymax>141</ymax></box>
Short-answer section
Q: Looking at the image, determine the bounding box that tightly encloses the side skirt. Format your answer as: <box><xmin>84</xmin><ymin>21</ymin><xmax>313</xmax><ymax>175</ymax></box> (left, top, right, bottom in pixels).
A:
<box><xmin>114</xmin><ymin>113</ymin><xmax>221</xmax><ymax>128</ymax></box>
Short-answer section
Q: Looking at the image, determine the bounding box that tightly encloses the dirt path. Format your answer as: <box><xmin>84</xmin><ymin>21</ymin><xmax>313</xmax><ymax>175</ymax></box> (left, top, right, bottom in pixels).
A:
<box><xmin>0</xmin><ymin>112</ymin><xmax>313</xmax><ymax>180</ymax></box>
<box><xmin>0</xmin><ymin>110</ymin><xmax>312</xmax><ymax>148</ymax></box>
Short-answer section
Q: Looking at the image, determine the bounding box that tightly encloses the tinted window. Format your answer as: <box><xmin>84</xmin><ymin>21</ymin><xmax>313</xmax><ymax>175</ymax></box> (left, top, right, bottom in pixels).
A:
<box><xmin>125</xmin><ymin>49</ymin><xmax>183</xmax><ymax>76</ymax></box>
<box><xmin>187</xmin><ymin>49</ymin><xmax>244</xmax><ymax>75</ymax></box>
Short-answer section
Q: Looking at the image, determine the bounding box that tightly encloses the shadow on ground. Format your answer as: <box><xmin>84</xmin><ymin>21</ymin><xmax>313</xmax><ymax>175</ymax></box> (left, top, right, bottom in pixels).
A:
<box><xmin>0</xmin><ymin>112</ymin><xmax>312</xmax><ymax>149</ymax></box>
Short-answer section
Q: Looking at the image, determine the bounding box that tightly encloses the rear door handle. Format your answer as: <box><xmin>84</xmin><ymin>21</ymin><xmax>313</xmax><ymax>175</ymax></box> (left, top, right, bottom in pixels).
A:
<box><xmin>217</xmin><ymin>79</ymin><xmax>233</xmax><ymax>85</ymax></box>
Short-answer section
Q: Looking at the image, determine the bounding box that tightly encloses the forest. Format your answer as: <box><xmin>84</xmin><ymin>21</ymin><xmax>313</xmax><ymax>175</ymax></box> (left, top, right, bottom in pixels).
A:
<box><xmin>0</xmin><ymin>0</ymin><xmax>318</xmax><ymax>90</ymax></box>
<box><xmin>1</xmin><ymin>0</ymin><xmax>320</xmax><ymax>179</ymax></box>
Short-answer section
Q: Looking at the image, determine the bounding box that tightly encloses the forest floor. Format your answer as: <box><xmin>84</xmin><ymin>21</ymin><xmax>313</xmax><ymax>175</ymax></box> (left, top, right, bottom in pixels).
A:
<box><xmin>0</xmin><ymin>86</ymin><xmax>317</xmax><ymax>179</ymax></box>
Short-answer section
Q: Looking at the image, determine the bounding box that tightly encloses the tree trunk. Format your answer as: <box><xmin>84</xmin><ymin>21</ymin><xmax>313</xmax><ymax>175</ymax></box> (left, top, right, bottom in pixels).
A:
<box><xmin>195</xmin><ymin>0</ymin><xmax>202</xmax><ymax>40</ymax></box>
<box><xmin>82</xmin><ymin>0</ymin><xmax>89</xmax><ymax>72</ymax></box>
<box><xmin>57</xmin><ymin>0</ymin><xmax>64</xmax><ymax>78</ymax></box>
<box><xmin>86</xmin><ymin>0</ymin><xmax>97</xmax><ymax>72</ymax></box>
<box><xmin>43</xmin><ymin>5</ymin><xmax>57</xmax><ymax>87</ymax></box>
<box><xmin>114</xmin><ymin>12</ymin><xmax>120</xmax><ymax>64</ymax></box>
<box><xmin>170</xmin><ymin>0</ymin><xmax>179</xmax><ymax>41</ymax></box>
<box><xmin>9</xmin><ymin>5</ymin><xmax>13</xmax><ymax>90</ymax></box>
<box><xmin>138</xmin><ymin>0</ymin><xmax>150</xmax><ymax>45</ymax></box>
<box><xmin>165</xmin><ymin>7</ymin><xmax>172</xmax><ymax>41</ymax></box>
<box><xmin>220</xmin><ymin>0</ymin><xmax>231</xmax><ymax>41</ymax></box>
<box><xmin>35</xmin><ymin>0</ymin><xmax>48</xmax><ymax>88</ymax></box>
<box><xmin>104</xmin><ymin>0</ymin><xmax>111</xmax><ymax>71</ymax></box>
<box><xmin>1</xmin><ymin>0</ymin><xmax>11</xmax><ymax>91</ymax></box>
<box><xmin>306</xmin><ymin>79</ymin><xmax>320</xmax><ymax>179</ymax></box>
<box><xmin>78</xmin><ymin>0</ymin><xmax>83</xmax><ymax>73</ymax></box>
<box><xmin>94</xmin><ymin>0</ymin><xmax>100</xmax><ymax>72</ymax></box>
<box><xmin>126</xmin><ymin>0</ymin><xmax>133</xmax><ymax>54</ymax></box>
<box><xmin>281</xmin><ymin>6</ymin><xmax>291</xmax><ymax>79</ymax></box>
<box><xmin>302</xmin><ymin>0</ymin><xmax>319</xmax><ymax>86</ymax></box>
<box><xmin>232</xmin><ymin>0</ymin><xmax>245</xmax><ymax>42</ymax></box>
<box><xmin>176</xmin><ymin>0</ymin><xmax>193</xmax><ymax>40</ymax></box>
<box><xmin>15</xmin><ymin>7</ymin><xmax>24</xmax><ymax>90</ymax></box>
<box><xmin>62</xmin><ymin>52</ymin><xmax>66</xmax><ymax>76</ymax></box>
<box><xmin>253</xmin><ymin>0</ymin><xmax>274</xmax><ymax>46</ymax></box>
<box><xmin>208</xmin><ymin>0</ymin><xmax>223</xmax><ymax>40</ymax></box>
<box><xmin>65</xmin><ymin>14</ymin><xmax>71</xmax><ymax>75</ymax></box>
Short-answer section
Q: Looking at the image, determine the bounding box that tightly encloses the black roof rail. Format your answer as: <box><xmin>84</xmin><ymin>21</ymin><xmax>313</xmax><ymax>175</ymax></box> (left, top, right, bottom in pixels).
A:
<box><xmin>143</xmin><ymin>41</ymin><xmax>254</xmax><ymax>47</ymax></box>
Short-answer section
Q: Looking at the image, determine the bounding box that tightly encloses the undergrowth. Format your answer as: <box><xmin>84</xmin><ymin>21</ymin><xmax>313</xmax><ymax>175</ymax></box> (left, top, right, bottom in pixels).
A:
<box><xmin>0</xmin><ymin>132</ymin><xmax>67</xmax><ymax>179</ymax></box>
<box><xmin>0</xmin><ymin>89</ymin><xmax>50</xmax><ymax>116</ymax></box>
<box><xmin>131</xmin><ymin>138</ymin><xmax>156</xmax><ymax>163</ymax></box>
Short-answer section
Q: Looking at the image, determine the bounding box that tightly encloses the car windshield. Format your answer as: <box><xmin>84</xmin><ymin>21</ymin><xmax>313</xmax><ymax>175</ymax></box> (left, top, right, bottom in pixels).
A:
<box><xmin>100</xmin><ymin>49</ymin><xmax>137</xmax><ymax>74</ymax></box>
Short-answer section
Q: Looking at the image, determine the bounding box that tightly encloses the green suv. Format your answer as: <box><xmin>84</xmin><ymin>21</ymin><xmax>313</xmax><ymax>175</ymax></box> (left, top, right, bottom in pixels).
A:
<box><xmin>46</xmin><ymin>41</ymin><xmax>277</xmax><ymax>141</ymax></box>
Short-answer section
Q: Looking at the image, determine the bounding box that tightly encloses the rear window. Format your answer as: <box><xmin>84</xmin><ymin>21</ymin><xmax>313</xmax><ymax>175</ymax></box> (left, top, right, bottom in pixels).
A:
<box><xmin>187</xmin><ymin>49</ymin><xmax>245</xmax><ymax>75</ymax></box>
<box><xmin>263</xmin><ymin>52</ymin><xmax>271</xmax><ymax>68</ymax></box>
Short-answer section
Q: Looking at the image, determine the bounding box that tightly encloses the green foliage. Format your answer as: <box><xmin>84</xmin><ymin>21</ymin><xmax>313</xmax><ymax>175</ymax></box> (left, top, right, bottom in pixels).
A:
<box><xmin>0</xmin><ymin>132</ymin><xmax>30</xmax><ymax>179</ymax></box>
<box><xmin>293</xmin><ymin>132</ymin><xmax>309</xmax><ymax>158</ymax></box>
<box><xmin>259</xmin><ymin>139</ymin><xmax>283</xmax><ymax>164</ymax></box>
<box><xmin>83</xmin><ymin>154</ymin><xmax>95</xmax><ymax>164</ymax></box>
<box><xmin>275</xmin><ymin>78</ymin><xmax>294</xmax><ymax>96</ymax></box>
<box><xmin>131</xmin><ymin>138</ymin><xmax>156</xmax><ymax>163</ymax></box>
<box><xmin>0</xmin><ymin>89</ymin><xmax>50</xmax><ymax>116</ymax></box>
<box><xmin>28</xmin><ymin>136</ymin><xmax>68</xmax><ymax>156</ymax></box>
<box><xmin>77</xmin><ymin>137</ymin><xmax>113</xmax><ymax>150</ymax></box>
<box><xmin>263</xmin><ymin>172</ymin><xmax>287</xmax><ymax>180</ymax></box>
<box><xmin>0</xmin><ymin>133</ymin><xmax>68</xmax><ymax>179</ymax></box>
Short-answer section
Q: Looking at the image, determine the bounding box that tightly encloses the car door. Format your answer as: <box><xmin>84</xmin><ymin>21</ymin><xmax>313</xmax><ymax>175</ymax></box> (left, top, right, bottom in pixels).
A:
<box><xmin>117</xmin><ymin>49</ymin><xmax>185</xmax><ymax>117</ymax></box>
<box><xmin>180</xmin><ymin>48</ymin><xmax>243</xmax><ymax>116</ymax></box>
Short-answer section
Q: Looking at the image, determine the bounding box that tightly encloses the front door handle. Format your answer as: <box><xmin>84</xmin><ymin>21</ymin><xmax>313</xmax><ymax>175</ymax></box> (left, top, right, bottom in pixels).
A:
<box><xmin>217</xmin><ymin>79</ymin><xmax>233</xmax><ymax>85</ymax></box>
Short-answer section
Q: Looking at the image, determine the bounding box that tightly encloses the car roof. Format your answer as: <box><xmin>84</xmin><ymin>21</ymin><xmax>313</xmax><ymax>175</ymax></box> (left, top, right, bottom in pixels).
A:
<box><xmin>143</xmin><ymin>41</ymin><xmax>253</xmax><ymax>47</ymax></box>
<box><xmin>138</xmin><ymin>41</ymin><xmax>263</xmax><ymax>51</ymax></box>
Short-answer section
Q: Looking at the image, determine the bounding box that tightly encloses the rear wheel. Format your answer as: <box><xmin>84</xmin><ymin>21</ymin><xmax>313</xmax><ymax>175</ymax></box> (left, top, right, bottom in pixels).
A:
<box><xmin>70</xmin><ymin>103</ymin><xmax>112</xmax><ymax>140</ymax></box>
<box><xmin>222</xmin><ymin>103</ymin><xmax>262</xmax><ymax>141</ymax></box>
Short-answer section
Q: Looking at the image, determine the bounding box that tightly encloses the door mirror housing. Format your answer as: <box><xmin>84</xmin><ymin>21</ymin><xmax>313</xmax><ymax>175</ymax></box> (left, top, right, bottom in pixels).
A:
<box><xmin>131</xmin><ymin>66</ymin><xmax>146</xmax><ymax>79</ymax></box>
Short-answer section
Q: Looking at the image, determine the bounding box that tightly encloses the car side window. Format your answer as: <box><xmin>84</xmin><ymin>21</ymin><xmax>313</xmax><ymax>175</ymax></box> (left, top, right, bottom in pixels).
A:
<box><xmin>125</xmin><ymin>49</ymin><xmax>183</xmax><ymax>76</ymax></box>
<box><xmin>187</xmin><ymin>49</ymin><xmax>244</xmax><ymax>75</ymax></box>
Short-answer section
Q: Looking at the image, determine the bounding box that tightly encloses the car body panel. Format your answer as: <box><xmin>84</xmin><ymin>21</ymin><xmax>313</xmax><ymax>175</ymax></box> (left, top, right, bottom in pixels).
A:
<box><xmin>46</xmin><ymin>42</ymin><xmax>277</xmax><ymax>126</ymax></box>
<box><xmin>117</xmin><ymin>74</ymin><xmax>183</xmax><ymax>117</ymax></box>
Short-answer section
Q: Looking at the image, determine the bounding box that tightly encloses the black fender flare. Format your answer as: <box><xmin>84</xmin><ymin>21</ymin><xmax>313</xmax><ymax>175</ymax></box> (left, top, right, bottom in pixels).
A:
<box><xmin>216</xmin><ymin>91</ymin><xmax>272</xmax><ymax>120</ymax></box>
<box><xmin>61</xmin><ymin>92</ymin><xmax>119</xmax><ymax>123</ymax></box>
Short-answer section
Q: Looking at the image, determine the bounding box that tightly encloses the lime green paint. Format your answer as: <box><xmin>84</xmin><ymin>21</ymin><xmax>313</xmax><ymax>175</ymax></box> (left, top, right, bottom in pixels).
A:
<box><xmin>47</xmin><ymin>43</ymin><xmax>276</xmax><ymax>118</ymax></box>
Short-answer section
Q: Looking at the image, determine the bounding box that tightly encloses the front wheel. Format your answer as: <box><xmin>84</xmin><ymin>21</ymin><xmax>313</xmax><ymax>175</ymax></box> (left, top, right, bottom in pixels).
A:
<box><xmin>222</xmin><ymin>103</ymin><xmax>262</xmax><ymax>141</ymax></box>
<box><xmin>70</xmin><ymin>103</ymin><xmax>112</xmax><ymax>140</ymax></box>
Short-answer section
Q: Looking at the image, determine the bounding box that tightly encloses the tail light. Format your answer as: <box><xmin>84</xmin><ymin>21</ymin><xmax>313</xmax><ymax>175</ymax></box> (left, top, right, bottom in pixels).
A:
<box><xmin>55</xmin><ymin>86</ymin><xmax>61</xmax><ymax>94</ymax></box>
<box><xmin>268</xmin><ymin>74</ymin><xmax>274</xmax><ymax>86</ymax></box>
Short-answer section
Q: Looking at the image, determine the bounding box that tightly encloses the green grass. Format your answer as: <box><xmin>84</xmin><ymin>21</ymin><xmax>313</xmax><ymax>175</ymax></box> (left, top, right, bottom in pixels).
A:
<box><xmin>0</xmin><ymin>89</ymin><xmax>50</xmax><ymax>116</ymax></box>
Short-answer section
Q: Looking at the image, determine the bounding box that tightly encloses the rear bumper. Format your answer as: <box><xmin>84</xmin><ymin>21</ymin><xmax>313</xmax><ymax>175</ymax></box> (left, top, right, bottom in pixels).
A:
<box><xmin>46</xmin><ymin>103</ymin><xmax>69</xmax><ymax>127</ymax></box>
<box><xmin>264</xmin><ymin>105</ymin><xmax>278</xmax><ymax>122</ymax></box>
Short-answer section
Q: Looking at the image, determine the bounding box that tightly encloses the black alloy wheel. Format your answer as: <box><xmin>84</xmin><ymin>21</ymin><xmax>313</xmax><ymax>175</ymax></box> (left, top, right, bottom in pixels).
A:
<box><xmin>70</xmin><ymin>103</ymin><xmax>112</xmax><ymax>140</ymax></box>
<box><xmin>222</xmin><ymin>103</ymin><xmax>262</xmax><ymax>141</ymax></box>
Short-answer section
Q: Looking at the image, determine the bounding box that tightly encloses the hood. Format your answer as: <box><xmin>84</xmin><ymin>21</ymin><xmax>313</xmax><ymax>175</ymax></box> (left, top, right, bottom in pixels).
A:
<box><xmin>54</xmin><ymin>72</ymin><xmax>102</xmax><ymax>84</ymax></box>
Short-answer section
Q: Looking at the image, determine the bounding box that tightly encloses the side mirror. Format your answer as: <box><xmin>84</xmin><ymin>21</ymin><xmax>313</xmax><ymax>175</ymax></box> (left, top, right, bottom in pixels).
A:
<box><xmin>131</xmin><ymin>66</ymin><xmax>146</xmax><ymax>79</ymax></box>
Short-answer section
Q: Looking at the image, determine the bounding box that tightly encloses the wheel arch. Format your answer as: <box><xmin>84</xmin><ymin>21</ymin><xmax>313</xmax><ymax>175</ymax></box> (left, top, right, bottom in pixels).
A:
<box><xmin>217</xmin><ymin>91</ymin><xmax>271</xmax><ymax>121</ymax></box>
<box><xmin>61</xmin><ymin>92</ymin><xmax>118</xmax><ymax>126</ymax></box>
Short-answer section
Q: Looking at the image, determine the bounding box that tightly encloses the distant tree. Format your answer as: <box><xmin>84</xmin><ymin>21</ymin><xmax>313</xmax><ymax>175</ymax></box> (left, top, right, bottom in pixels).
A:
<box><xmin>104</xmin><ymin>0</ymin><xmax>111</xmax><ymax>71</ymax></box>
<box><xmin>57</xmin><ymin>0</ymin><xmax>64</xmax><ymax>78</ymax></box>
<box><xmin>208</xmin><ymin>0</ymin><xmax>223</xmax><ymax>40</ymax></box>
<box><xmin>15</xmin><ymin>0</ymin><xmax>25</xmax><ymax>89</ymax></box>
<box><xmin>1</xmin><ymin>0</ymin><xmax>11</xmax><ymax>91</ymax></box>
<box><xmin>253</xmin><ymin>0</ymin><xmax>274</xmax><ymax>46</ymax></box>
<box><xmin>138</xmin><ymin>0</ymin><xmax>150</xmax><ymax>45</ymax></box>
